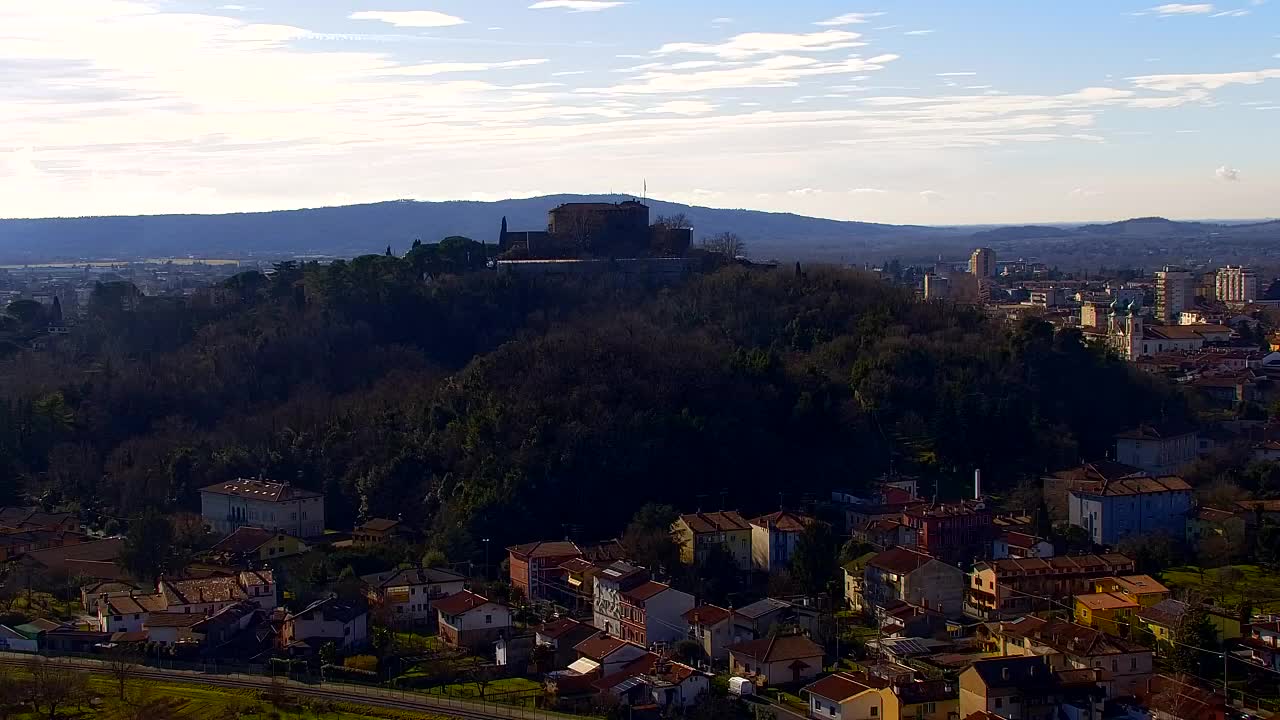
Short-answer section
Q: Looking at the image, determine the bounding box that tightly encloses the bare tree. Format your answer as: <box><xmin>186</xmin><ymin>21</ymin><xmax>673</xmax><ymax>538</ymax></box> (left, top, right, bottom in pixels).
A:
<box><xmin>106</xmin><ymin>644</ymin><xmax>141</xmax><ymax>700</ymax></box>
<box><xmin>701</xmin><ymin>232</ymin><xmax>746</xmax><ymax>259</ymax></box>
<box><xmin>24</xmin><ymin>658</ymin><xmax>89</xmax><ymax>720</ymax></box>
<box><xmin>654</xmin><ymin>213</ymin><xmax>693</xmax><ymax>230</ymax></box>
<box><xmin>0</xmin><ymin>664</ymin><xmax>23</xmax><ymax>720</ymax></box>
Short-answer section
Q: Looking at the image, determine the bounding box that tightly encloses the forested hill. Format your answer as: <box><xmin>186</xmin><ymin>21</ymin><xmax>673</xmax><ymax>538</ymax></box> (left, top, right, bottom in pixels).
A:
<box><xmin>0</xmin><ymin>257</ymin><xmax>1188</xmax><ymax>564</ymax></box>
<box><xmin>0</xmin><ymin>195</ymin><xmax>956</xmax><ymax>263</ymax></box>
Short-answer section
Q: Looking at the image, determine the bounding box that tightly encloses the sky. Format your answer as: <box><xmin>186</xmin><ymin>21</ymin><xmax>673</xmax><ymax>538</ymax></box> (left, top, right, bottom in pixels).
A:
<box><xmin>2</xmin><ymin>0</ymin><xmax>1279</xmax><ymax>225</ymax></box>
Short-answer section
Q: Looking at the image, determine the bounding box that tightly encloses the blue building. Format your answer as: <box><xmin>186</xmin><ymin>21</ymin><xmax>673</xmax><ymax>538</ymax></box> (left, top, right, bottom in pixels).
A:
<box><xmin>1068</xmin><ymin>476</ymin><xmax>1193</xmax><ymax>546</ymax></box>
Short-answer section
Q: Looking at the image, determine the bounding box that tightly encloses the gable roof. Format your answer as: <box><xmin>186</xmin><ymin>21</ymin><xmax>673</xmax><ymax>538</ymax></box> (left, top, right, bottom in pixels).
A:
<box><xmin>360</xmin><ymin>567</ymin><xmax>465</xmax><ymax>589</ymax></box>
<box><xmin>432</xmin><ymin>590</ymin><xmax>496</xmax><ymax>616</ymax></box>
<box><xmin>678</xmin><ymin>511</ymin><xmax>751</xmax><ymax>534</ymax></box>
<box><xmin>145</xmin><ymin>612</ymin><xmax>209</xmax><ymax>628</ymax></box>
<box><xmin>621</xmin><ymin>581</ymin><xmax>671</xmax><ymax>603</ymax></box>
<box><xmin>735</xmin><ymin>598</ymin><xmax>791</xmax><ymax>620</ymax></box>
<box><xmin>684</xmin><ymin>604</ymin><xmax>731</xmax><ymax>626</ymax></box>
<box><xmin>750</xmin><ymin>511</ymin><xmax>816</xmax><ymax>533</ymax></box>
<box><xmin>804</xmin><ymin>672</ymin><xmax>886</xmax><ymax>702</ymax></box>
<box><xmin>1076</xmin><ymin>592</ymin><xmax>1139</xmax><ymax>611</ymax></box>
<box><xmin>575</xmin><ymin>633</ymin><xmax>637</xmax><ymax>661</ymax></box>
<box><xmin>211</xmin><ymin>526</ymin><xmax>278</xmax><ymax>554</ymax></box>
<box><xmin>161</xmin><ymin>576</ymin><xmax>249</xmax><ymax>606</ymax></box>
<box><xmin>199</xmin><ymin>478</ymin><xmax>322</xmax><ymax>502</ymax></box>
<box><xmin>1048</xmin><ymin>461</ymin><xmax>1147</xmax><ymax>484</ymax></box>
<box><xmin>1115</xmin><ymin>422</ymin><xmax>1197</xmax><ymax>441</ymax></box>
<box><xmin>506</xmin><ymin>540</ymin><xmax>581</xmax><ymax>559</ymax></box>
<box><xmin>537</xmin><ymin>617</ymin><xmax>596</xmax><ymax>643</ymax></box>
<box><xmin>1137</xmin><ymin>598</ymin><xmax>1188</xmax><ymax>627</ymax></box>
<box><xmin>728</xmin><ymin>634</ymin><xmax>823</xmax><ymax>663</ymax></box>
<box><xmin>288</xmin><ymin>596</ymin><xmax>366</xmax><ymax>624</ymax></box>
<box><xmin>355</xmin><ymin>518</ymin><xmax>401</xmax><ymax>533</ymax></box>
<box><xmin>1072</xmin><ymin>476</ymin><xmax>1192</xmax><ymax>497</ymax></box>
<box><xmin>867</xmin><ymin>547</ymin><xmax>937</xmax><ymax>575</ymax></box>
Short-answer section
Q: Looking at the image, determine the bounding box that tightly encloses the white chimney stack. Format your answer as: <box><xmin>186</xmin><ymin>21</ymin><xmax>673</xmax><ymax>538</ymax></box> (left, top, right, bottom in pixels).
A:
<box><xmin>974</xmin><ymin>469</ymin><xmax>982</xmax><ymax>500</ymax></box>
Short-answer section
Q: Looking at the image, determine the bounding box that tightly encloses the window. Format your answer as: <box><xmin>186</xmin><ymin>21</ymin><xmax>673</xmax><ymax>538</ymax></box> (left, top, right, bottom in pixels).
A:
<box><xmin>871</xmin><ymin>707</ymin><xmax>878</xmax><ymax>717</ymax></box>
<box><xmin>927</xmin><ymin>704</ymin><xmax>937</xmax><ymax>713</ymax></box>
<box><xmin>344</xmin><ymin>626</ymin><xmax>351</xmax><ymax>635</ymax></box>
<box><xmin>134</xmin><ymin>614</ymin><xmax>140</xmax><ymax>620</ymax></box>
<box><xmin>113</xmin><ymin>615</ymin><xmax>122</xmax><ymax>622</ymax></box>
<box><xmin>995</xmin><ymin>699</ymin><xmax>1003</xmax><ymax>709</ymax></box>
<box><xmin>1130</xmin><ymin>657</ymin><xmax>1138</xmax><ymax>671</ymax></box>
<box><xmin>411</xmin><ymin>588</ymin><xmax>416</xmax><ymax>595</ymax></box>
<box><xmin>486</xmin><ymin>614</ymin><xmax>493</xmax><ymax>625</ymax></box>
<box><xmin>830</xmin><ymin>705</ymin><xmax>837</xmax><ymax>716</ymax></box>
<box><xmin>1111</xmin><ymin>659</ymin><xmax>1118</xmax><ymax>672</ymax></box>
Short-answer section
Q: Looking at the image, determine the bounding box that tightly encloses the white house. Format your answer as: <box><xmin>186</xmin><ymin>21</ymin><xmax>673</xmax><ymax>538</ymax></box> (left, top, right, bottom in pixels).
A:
<box><xmin>750</xmin><ymin>511</ymin><xmax>816</xmax><ymax>572</ymax></box>
<box><xmin>361</xmin><ymin>567</ymin><xmax>465</xmax><ymax>624</ymax></box>
<box><xmin>618</xmin><ymin>580</ymin><xmax>695</xmax><ymax>646</ymax></box>
<box><xmin>97</xmin><ymin>593</ymin><xmax>168</xmax><ymax>634</ymax></box>
<box><xmin>199</xmin><ymin>478</ymin><xmax>325</xmax><ymax>538</ymax></box>
<box><xmin>1114</xmin><ymin>425</ymin><xmax>1198</xmax><ymax>476</ymax></box>
<box><xmin>98</xmin><ymin>570</ymin><xmax>276</xmax><ymax>633</ymax></box>
<box><xmin>804</xmin><ymin>672</ymin><xmax>888</xmax><ymax>720</ymax></box>
<box><xmin>993</xmin><ymin>531</ymin><xmax>1055</xmax><ymax>560</ymax></box>
<box><xmin>432</xmin><ymin>590</ymin><xmax>512</xmax><ymax>651</ymax></box>
<box><xmin>283</xmin><ymin>596</ymin><xmax>369</xmax><ymax>651</ymax></box>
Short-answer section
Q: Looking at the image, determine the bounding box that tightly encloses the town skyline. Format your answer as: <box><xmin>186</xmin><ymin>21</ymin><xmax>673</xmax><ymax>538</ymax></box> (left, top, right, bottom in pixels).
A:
<box><xmin>3</xmin><ymin>0</ymin><xmax>1279</xmax><ymax>224</ymax></box>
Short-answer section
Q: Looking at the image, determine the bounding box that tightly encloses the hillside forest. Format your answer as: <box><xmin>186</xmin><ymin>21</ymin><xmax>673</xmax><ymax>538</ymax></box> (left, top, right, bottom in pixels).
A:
<box><xmin>0</xmin><ymin>242</ymin><xmax>1193</xmax><ymax>567</ymax></box>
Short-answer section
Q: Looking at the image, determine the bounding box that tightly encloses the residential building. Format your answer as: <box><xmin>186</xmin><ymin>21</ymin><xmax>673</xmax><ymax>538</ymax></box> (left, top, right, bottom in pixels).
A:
<box><xmin>855</xmin><ymin>519</ymin><xmax>918</xmax><ymax>551</ymax></box>
<box><xmin>639</xmin><ymin>660</ymin><xmax>709</xmax><ymax>709</ymax></box>
<box><xmin>992</xmin><ymin>532</ymin><xmax>1054</xmax><ymax>560</ymax></box>
<box><xmin>902</xmin><ymin>500</ymin><xmax>994</xmax><ymax>565</ymax></box>
<box><xmin>672</xmin><ymin>511</ymin><xmax>753</xmax><ymax>571</ymax></box>
<box><xmin>1216</xmin><ymin>266</ymin><xmax>1259</xmax><ymax>304</ymax></box>
<box><xmin>573</xmin><ymin>633</ymin><xmax>649</xmax><ymax>676</ymax></box>
<box><xmin>534</xmin><ymin>617</ymin><xmax>600</xmax><ymax>671</ymax></box>
<box><xmin>990</xmin><ymin>617</ymin><xmax>1153</xmax><ymax>697</ymax></box>
<box><xmin>1043</xmin><ymin>461</ymin><xmax>1148</xmax><ymax>524</ymax></box>
<box><xmin>684</xmin><ymin>604</ymin><xmax>733</xmax><ymax>665</ymax></box>
<box><xmin>1156</xmin><ymin>267</ymin><xmax>1196</xmax><ymax>324</ymax></box>
<box><xmin>965</xmin><ymin>554</ymin><xmax>1136</xmax><ymax>621</ymax></box>
<box><xmin>352</xmin><ymin>518</ymin><xmax>410</xmax><ymax>547</ymax></box>
<box><xmin>1241</xmin><ymin>620</ymin><xmax>1280</xmax><ymax>671</ymax></box>
<box><xmin>593</xmin><ymin>561</ymin><xmax>650</xmax><ymax>637</ymax></box>
<box><xmin>864</xmin><ymin>547</ymin><xmax>965</xmax><ymax>617</ymax></box>
<box><xmin>804</xmin><ymin>671</ymin><xmax>893</xmax><ymax>720</ymax></box>
<box><xmin>751</xmin><ymin>511</ymin><xmax>816</xmax><ymax>572</ymax></box>
<box><xmin>97</xmin><ymin>593</ymin><xmax>169</xmax><ymax>634</ymax></box>
<box><xmin>507</xmin><ymin>540</ymin><xmax>581</xmax><ymax>602</ymax></box>
<box><xmin>1136</xmin><ymin>674</ymin><xmax>1228</xmax><ymax>720</ymax></box>
<box><xmin>209</xmin><ymin>526</ymin><xmax>308</xmax><ymax>564</ymax></box>
<box><xmin>1114</xmin><ymin>425</ymin><xmax>1198</xmax><ymax>476</ymax></box>
<box><xmin>558</xmin><ymin>558</ymin><xmax>604</xmax><ymax>614</ymax></box>
<box><xmin>1074</xmin><ymin>592</ymin><xmax>1139</xmax><ymax>636</ymax></box>
<box><xmin>1068</xmin><ymin>476</ymin><xmax>1193</xmax><ymax>546</ymax></box>
<box><xmin>1136</xmin><ymin>599</ymin><xmax>1243</xmax><ymax>647</ymax></box>
<box><xmin>959</xmin><ymin>656</ymin><xmax>1104</xmax><ymax>720</ymax></box>
<box><xmin>970</xmin><ymin>248</ymin><xmax>996</xmax><ymax>279</ymax></box>
<box><xmin>1092</xmin><ymin>575</ymin><xmax>1170</xmax><ymax>606</ymax></box>
<box><xmin>361</xmin><ymin>567</ymin><xmax>465</xmax><ymax>625</ymax></box>
<box><xmin>0</xmin><ymin>507</ymin><xmax>78</xmax><ymax>534</ymax></box>
<box><xmin>1185</xmin><ymin>507</ymin><xmax>1253</xmax><ymax>550</ymax></box>
<box><xmin>727</xmin><ymin>633</ymin><xmax>824</xmax><ymax>686</ymax></box>
<box><xmin>97</xmin><ymin>570</ymin><xmax>278</xmax><ymax>633</ymax></box>
<box><xmin>199</xmin><ymin>478</ymin><xmax>325</xmax><ymax>538</ymax></box>
<box><xmin>618</xmin><ymin>580</ymin><xmax>694</xmax><ymax>646</ymax></box>
<box><xmin>432</xmin><ymin>590</ymin><xmax>511</xmax><ymax>651</ymax></box>
<box><xmin>142</xmin><ymin>613</ymin><xmax>207</xmax><ymax>647</ymax></box>
<box><xmin>281</xmin><ymin>596</ymin><xmax>368</xmax><ymax>652</ymax></box>
<box><xmin>733</xmin><ymin>598</ymin><xmax>799</xmax><ymax>641</ymax></box>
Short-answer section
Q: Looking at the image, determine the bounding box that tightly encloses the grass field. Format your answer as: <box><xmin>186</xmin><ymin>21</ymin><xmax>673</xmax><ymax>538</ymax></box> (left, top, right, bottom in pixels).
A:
<box><xmin>1162</xmin><ymin>564</ymin><xmax>1280</xmax><ymax>612</ymax></box>
<box><xmin>5</xmin><ymin>674</ymin><xmax>458</xmax><ymax>720</ymax></box>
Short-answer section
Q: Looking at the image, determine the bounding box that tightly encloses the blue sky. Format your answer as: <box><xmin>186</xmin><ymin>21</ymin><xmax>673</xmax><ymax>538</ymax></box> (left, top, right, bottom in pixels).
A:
<box><xmin>2</xmin><ymin>0</ymin><xmax>1277</xmax><ymax>224</ymax></box>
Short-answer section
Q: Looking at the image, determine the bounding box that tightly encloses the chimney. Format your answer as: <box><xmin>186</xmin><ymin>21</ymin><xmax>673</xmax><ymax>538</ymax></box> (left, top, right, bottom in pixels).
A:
<box><xmin>975</xmin><ymin>469</ymin><xmax>983</xmax><ymax>500</ymax></box>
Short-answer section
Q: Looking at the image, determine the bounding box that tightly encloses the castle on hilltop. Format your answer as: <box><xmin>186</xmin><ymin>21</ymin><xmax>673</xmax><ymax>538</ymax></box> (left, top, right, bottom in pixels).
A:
<box><xmin>499</xmin><ymin>201</ymin><xmax>691</xmax><ymax>260</ymax></box>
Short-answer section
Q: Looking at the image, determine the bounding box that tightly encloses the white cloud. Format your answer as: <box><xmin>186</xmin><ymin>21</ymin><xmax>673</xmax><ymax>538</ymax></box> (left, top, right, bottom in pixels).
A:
<box><xmin>1129</xmin><ymin>68</ymin><xmax>1280</xmax><ymax>91</ymax></box>
<box><xmin>1211</xmin><ymin>8</ymin><xmax>1251</xmax><ymax>15</ymax></box>
<box><xmin>643</xmin><ymin>100</ymin><xmax>717</xmax><ymax>115</ymax></box>
<box><xmin>850</xmin><ymin>188</ymin><xmax>888</xmax><ymax>194</ymax></box>
<box><xmin>1071</xmin><ymin>188</ymin><xmax>1103</xmax><ymax>197</ymax></box>
<box><xmin>529</xmin><ymin>1</ymin><xmax>625</xmax><ymax>11</ymax></box>
<box><xmin>587</xmin><ymin>53</ymin><xmax>900</xmax><ymax>95</ymax></box>
<box><xmin>217</xmin><ymin>4</ymin><xmax>247</xmax><ymax>10</ymax></box>
<box><xmin>920</xmin><ymin>190</ymin><xmax>945</xmax><ymax>203</ymax></box>
<box><xmin>1149</xmin><ymin>3</ymin><xmax>1216</xmax><ymax>13</ymax></box>
<box><xmin>711</xmin><ymin>17</ymin><xmax>734</xmax><ymax>25</ymax></box>
<box><xmin>787</xmin><ymin>188</ymin><xmax>822</xmax><ymax>196</ymax></box>
<box><xmin>656</xmin><ymin>31</ymin><xmax>865</xmax><ymax>59</ymax></box>
<box><xmin>382</xmin><ymin>59</ymin><xmax>548</xmax><ymax>77</ymax></box>
<box><xmin>815</xmin><ymin>12</ymin><xmax>886</xmax><ymax>26</ymax></box>
<box><xmin>1216</xmin><ymin>165</ymin><xmax>1241</xmax><ymax>180</ymax></box>
<box><xmin>937</xmin><ymin>72</ymin><xmax>977</xmax><ymax>77</ymax></box>
<box><xmin>904</xmin><ymin>29</ymin><xmax>935</xmax><ymax>35</ymax></box>
<box><xmin>348</xmin><ymin>10</ymin><xmax>466</xmax><ymax>27</ymax></box>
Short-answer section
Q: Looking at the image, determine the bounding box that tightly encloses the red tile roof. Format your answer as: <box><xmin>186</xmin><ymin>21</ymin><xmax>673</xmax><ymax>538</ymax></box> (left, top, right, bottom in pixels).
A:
<box><xmin>211</xmin><ymin>526</ymin><xmax>278</xmax><ymax>554</ymax></box>
<box><xmin>621</xmin><ymin>581</ymin><xmax>670</xmax><ymax>603</ymax></box>
<box><xmin>728</xmin><ymin>634</ymin><xmax>823</xmax><ymax>663</ymax></box>
<box><xmin>804</xmin><ymin>672</ymin><xmax>885</xmax><ymax>702</ymax></box>
<box><xmin>506</xmin><ymin>541</ymin><xmax>582</xmax><ymax>559</ymax></box>
<box><xmin>431</xmin><ymin>590</ymin><xmax>495</xmax><ymax>616</ymax></box>
<box><xmin>574</xmin><ymin>633</ymin><xmax>636</xmax><ymax>660</ymax></box>
<box><xmin>683</xmin><ymin>604</ymin><xmax>731</xmax><ymax>626</ymax></box>
<box><xmin>199</xmin><ymin>478</ymin><xmax>322</xmax><ymax>502</ymax></box>
<box><xmin>678</xmin><ymin>511</ymin><xmax>751</xmax><ymax>534</ymax></box>
<box><xmin>750</xmin><ymin>511</ymin><xmax>816</xmax><ymax>533</ymax></box>
<box><xmin>867</xmin><ymin>547</ymin><xmax>936</xmax><ymax>575</ymax></box>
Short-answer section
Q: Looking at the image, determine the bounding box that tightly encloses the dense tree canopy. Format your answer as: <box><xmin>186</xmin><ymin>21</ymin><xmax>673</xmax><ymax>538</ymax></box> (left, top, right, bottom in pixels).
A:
<box><xmin>0</xmin><ymin>254</ymin><xmax>1191</xmax><ymax>566</ymax></box>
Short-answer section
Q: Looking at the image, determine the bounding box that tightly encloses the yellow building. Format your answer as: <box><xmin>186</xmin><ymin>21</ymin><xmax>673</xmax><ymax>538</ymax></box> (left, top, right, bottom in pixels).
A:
<box><xmin>211</xmin><ymin>526</ymin><xmax>308</xmax><ymax>562</ymax></box>
<box><xmin>672</xmin><ymin>511</ymin><xmax>753</xmax><ymax>571</ymax></box>
<box><xmin>1138</xmin><ymin>598</ymin><xmax>1242</xmax><ymax>647</ymax></box>
<box><xmin>1075</xmin><ymin>592</ymin><xmax>1139</xmax><ymax>636</ymax></box>
<box><xmin>1093</xmin><ymin>575</ymin><xmax>1170</xmax><ymax>607</ymax></box>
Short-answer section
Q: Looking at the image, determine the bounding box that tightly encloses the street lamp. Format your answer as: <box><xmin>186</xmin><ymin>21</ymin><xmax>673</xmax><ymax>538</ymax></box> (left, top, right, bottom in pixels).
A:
<box><xmin>482</xmin><ymin>538</ymin><xmax>491</xmax><ymax>580</ymax></box>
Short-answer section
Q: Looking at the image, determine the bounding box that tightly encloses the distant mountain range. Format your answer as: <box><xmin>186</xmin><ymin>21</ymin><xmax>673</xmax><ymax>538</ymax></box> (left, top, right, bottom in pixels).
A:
<box><xmin>0</xmin><ymin>195</ymin><xmax>1276</xmax><ymax>268</ymax></box>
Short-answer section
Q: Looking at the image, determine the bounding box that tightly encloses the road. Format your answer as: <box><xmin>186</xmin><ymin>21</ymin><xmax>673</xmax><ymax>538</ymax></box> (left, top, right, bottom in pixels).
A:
<box><xmin>0</xmin><ymin>652</ymin><xmax>566</xmax><ymax>720</ymax></box>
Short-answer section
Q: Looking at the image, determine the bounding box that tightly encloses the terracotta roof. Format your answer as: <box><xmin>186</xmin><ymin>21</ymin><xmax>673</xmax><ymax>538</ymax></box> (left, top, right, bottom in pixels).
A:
<box><xmin>678</xmin><ymin>511</ymin><xmax>751</xmax><ymax>534</ymax></box>
<box><xmin>506</xmin><ymin>540</ymin><xmax>582</xmax><ymax>559</ymax></box>
<box><xmin>104</xmin><ymin>594</ymin><xmax>168</xmax><ymax>615</ymax></box>
<box><xmin>145</xmin><ymin>612</ymin><xmax>209</xmax><ymax>628</ymax></box>
<box><xmin>1136</xmin><ymin>598</ymin><xmax>1188</xmax><ymax>627</ymax></box>
<box><xmin>683</xmin><ymin>604</ymin><xmax>731</xmax><ymax>626</ymax></box>
<box><xmin>904</xmin><ymin>500</ymin><xmax>989</xmax><ymax>519</ymax></box>
<box><xmin>1105</xmin><ymin>574</ymin><xmax>1169</xmax><ymax>596</ymax></box>
<box><xmin>355</xmin><ymin>518</ymin><xmax>400</xmax><ymax>533</ymax></box>
<box><xmin>199</xmin><ymin>478</ymin><xmax>322</xmax><ymax>502</ymax></box>
<box><xmin>537</xmin><ymin>617</ymin><xmax>592</xmax><ymax>640</ymax></box>
<box><xmin>211</xmin><ymin>527</ymin><xmax>277</xmax><ymax>554</ymax></box>
<box><xmin>360</xmin><ymin>567</ymin><xmax>465</xmax><ymax>589</ymax></box>
<box><xmin>1195</xmin><ymin>506</ymin><xmax>1242</xmax><ymax>524</ymax></box>
<box><xmin>896</xmin><ymin>680</ymin><xmax>958</xmax><ymax>705</ymax></box>
<box><xmin>161</xmin><ymin>576</ymin><xmax>249</xmax><ymax>606</ymax></box>
<box><xmin>1047</xmin><ymin>461</ymin><xmax>1147</xmax><ymax>484</ymax></box>
<box><xmin>1072</xmin><ymin>476</ymin><xmax>1192</xmax><ymax>497</ymax></box>
<box><xmin>575</xmin><ymin>633</ymin><xmax>635</xmax><ymax>660</ymax></box>
<box><xmin>728</xmin><ymin>634</ymin><xmax>823</xmax><ymax>663</ymax></box>
<box><xmin>0</xmin><ymin>507</ymin><xmax>76</xmax><ymax>532</ymax></box>
<box><xmin>804</xmin><ymin>672</ymin><xmax>884</xmax><ymax>702</ymax></box>
<box><xmin>558</xmin><ymin>558</ymin><xmax>598</xmax><ymax>573</ymax></box>
<box><xmin>750</xmin><ymin>511</ymin><xmax>816</xmax><ymax>533</ymax></box>
<box><xmin>867</xmin><ymin>547</ymin><xmax>936</xmax><ymax>575</ymax></box>
<box><xmin>592</xmin><ymin>652</ymin><xmax>660</xmax><ymax>691</ymax></box>
<box><xmin>984</xmin><ymin>553</ymin><xmax>1134</xmax><ymax>576</ymax></box>
<box><xmin>432</xmin><ymin>590</ymin><xmax>495</xmax><ymax>616</ymax></box>
<box><xmin>1076</xmin><ymin>592</ymin><xmax>1138</xmax><ymax>611</ymax></box>
<box><xmin>621</xmin><ymin>581</ymin><xmax>670</xmax><ymax>603</ymax></box>
<box><xmin>652</xmin><ymin>661</ymin><xmax>700</xmax><ymax>685</ymax></box>
<box><xmin>1001</xmin><ymin>531</ymin><xmax>1047</xmax><ymax>550</ymax></box>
